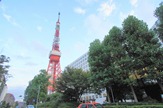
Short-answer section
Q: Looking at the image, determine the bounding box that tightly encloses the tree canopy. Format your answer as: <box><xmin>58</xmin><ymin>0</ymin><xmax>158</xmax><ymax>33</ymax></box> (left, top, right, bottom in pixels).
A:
<box><xmin>24</xmin><ymin>69</ymin><xmax>50</xmax><ymax>104</ymax></box>
<box><xmin>154</xmin><ymin>2</ymin><xmax>163</xmax><ymax>42</ymax></box>
<box><xmin>56</xmin><ymin>67</ymin><xmax>90</xmax><ymax>102</ymax></box>
<box><xmin>0</xmin><ymin>55</ymin><xmax>10</xmax><ymax>80</ymax></box>
<box><xmin>88</xmin><ymin>15</ymin><xmax>163</xmax><ymax>102</ymax></box>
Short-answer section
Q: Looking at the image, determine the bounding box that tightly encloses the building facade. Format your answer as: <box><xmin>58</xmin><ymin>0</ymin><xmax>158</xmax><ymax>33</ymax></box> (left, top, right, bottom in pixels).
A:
<box><xmin>68</xmin><ymin>52</ymin><xmax>106</xmax><ymax>104</ymax></box>
<box><xmin>0</xmin><ymin>75</ymin><xmax>7</xmax><ymax>102</ymax></box>
<box><xmin>3</xmin><ymin>93</ymin><xmax>15</xmax><ymax>107</ymax></box>
<box><xmin>68</xmin><ymin>52</ymin><xmax>89</xmax><ymax>72</ymax></box>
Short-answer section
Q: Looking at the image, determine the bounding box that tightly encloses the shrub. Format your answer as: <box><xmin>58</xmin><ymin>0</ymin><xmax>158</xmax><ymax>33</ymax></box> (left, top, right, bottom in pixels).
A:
<box><xmin>104</xmin><ymin>104</ymin><xmax>163</xmax><ymax>108</ymax></box>
<box><xmin>143</xmin><ymin>96</ymin><xmax>159</xmax><ymax>103</ymax></box>
<box><xmin>58</xmin><ymin>102</ymin><xmax>75</xmax><ymax>108</ymax></box>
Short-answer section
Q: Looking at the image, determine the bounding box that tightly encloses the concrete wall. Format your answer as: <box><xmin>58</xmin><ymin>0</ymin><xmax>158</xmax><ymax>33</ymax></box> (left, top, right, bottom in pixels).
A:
<box><xmin>0</xmin><ymin>85</ymin><xmax>7</xmax><ymax>102</ymax></box>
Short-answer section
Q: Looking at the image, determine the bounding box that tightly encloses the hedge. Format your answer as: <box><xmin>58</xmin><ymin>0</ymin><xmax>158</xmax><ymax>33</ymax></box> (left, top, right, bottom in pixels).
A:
<box><xmin>104</xmin><ymin>104</ymin><xmax>163</xmax><ymax>108</ymax></box>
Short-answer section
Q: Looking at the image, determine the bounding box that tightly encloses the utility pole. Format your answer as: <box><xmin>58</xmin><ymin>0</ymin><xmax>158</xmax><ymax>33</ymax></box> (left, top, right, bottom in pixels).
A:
<box><xmin>36</xmin><ymin>85</ymin><xmax>40</xmax><ymax>108</ymax></box>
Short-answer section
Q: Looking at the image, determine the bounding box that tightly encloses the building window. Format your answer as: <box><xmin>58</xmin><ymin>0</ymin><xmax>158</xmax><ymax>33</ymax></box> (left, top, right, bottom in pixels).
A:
<box><xmin>92</xmin><ymin>95</ymin><xmax>95</xmax><ymax>99</ymax></box>
<box><xmin>89</xmin><ymin>96</ymin><xmax>91</xmax><ymax>100</ymax></box>
<box><xmin>99</xmin><ymin>94</ymin><xmax>102</xmax><ymax>98</ymax></box>
<box><xmin>103</xmin><ymin>93</ymin><xmax>107</xmax><ymax>97</ymax></box>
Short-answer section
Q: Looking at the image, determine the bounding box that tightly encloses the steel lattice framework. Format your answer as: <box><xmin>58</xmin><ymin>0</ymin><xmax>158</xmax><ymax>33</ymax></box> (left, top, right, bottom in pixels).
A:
<box><xmin>47</xmin><ymin>13</ymin><xmax>61</xmax><ymax>94</ymax></box>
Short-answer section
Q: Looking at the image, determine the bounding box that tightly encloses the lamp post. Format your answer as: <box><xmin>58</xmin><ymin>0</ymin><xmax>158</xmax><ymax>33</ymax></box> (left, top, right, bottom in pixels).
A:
<box><xmin>36</xmin><ymin>85</ymin><xmax>40</xmax><ymax>108</ymax></box>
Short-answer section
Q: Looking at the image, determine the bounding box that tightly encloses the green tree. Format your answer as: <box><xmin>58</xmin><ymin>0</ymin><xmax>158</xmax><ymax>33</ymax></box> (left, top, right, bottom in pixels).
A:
<box><xmin>56</xmin><ymin>67</ymin><xmax>90</xmax><ymax>102</ymax></box>
<box><xmin>88</xmin><ymin>16</ymin><xmax>163</xmax><ymax>102</ymax></box>
<box><xmin>0</xmin><ymin>55</ymin><xmax>10</xmax><ymax>80</ymax></box>
<box><xmin>122</xmin><ymin>16</ymin><xmax>150</xmax><ymax>102</ymax></box>
<box><xmin>154</xmin><ymin>2</ymin><xmax>163</xmax><ymax>42</ymax></box>
<box><xmin>122</xmin><ymin>15</ymin><xmax>163</xmax><ymax>96</ymax></box>
<box><xmin>103</xmin><ymin>26</ymin><xmax>134</xmax><ymax>102</ymax></box>
<box><xmin>154</xmin><ymin>3</ymin><xmax>163</xmax><ymax>91</ymax></box>
<box><xmin>24</xmin><ymin>69</ymin><xmax>50</xmax><ymax>104</ymax></box>
<box><xmin>88</xmin><ymin>39</ymin><xmax>106</xmax><ymax>94</ymax></box>
<box><xmin>88</xmin><ymin>27</ymin><xmax>132</xmax><ymax>102</ymax></box>
<box><xmin>0</xmin><ymin>55</ymin><xmax>10</xmax><ymax>96</ymax></box>
<box><xmin>46</xmin><ymin>92</ymin><xmax>63</xmax><ymax>107</ymax></box>
<box><xmin>0</xmin><ymin>101</ymin><xmax>10</xmax><ymax>108</ymax></box>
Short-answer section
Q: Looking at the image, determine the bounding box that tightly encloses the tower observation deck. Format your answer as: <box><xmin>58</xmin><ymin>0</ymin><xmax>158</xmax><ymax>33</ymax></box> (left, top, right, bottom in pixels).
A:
<box><xmin>47</xmin><ymin>13</ymin><xmax>61</xmax><ymax>94</ymax></box>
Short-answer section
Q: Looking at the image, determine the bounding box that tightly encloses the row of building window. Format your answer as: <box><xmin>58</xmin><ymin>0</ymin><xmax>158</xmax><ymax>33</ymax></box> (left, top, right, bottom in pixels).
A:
<box><xmin>70</xmin><ymin>53</ymin><xmax>88</xmax><ymax>65</ymax></box>
<box><xmin>69</xmin><ymin>53</ymin><xmax>89</xmax><ymax>71</ymax></box>
<box><xmin>80</xmin><ymin>93</ymin><xmax>107</xmax><ymax>101</ymax></box>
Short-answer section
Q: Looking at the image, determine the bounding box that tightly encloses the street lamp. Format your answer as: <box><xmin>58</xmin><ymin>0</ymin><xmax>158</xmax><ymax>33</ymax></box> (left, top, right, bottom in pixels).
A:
<box><xmin>36</xmin><ymin>85</ymin><xmax>40</xmax><ymax>108</ymax></box>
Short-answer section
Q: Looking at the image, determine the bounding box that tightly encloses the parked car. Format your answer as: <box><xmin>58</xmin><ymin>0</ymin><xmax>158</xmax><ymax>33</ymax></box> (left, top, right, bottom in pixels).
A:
<box><xmin>77</xmin><ymin>102</ymin><xmax>103</xmax><ymax>108</ymax></box>
<box><xmin>27</xmin><ymin>105</ymin><xmax>35</xmax><ymax>108</ymax></box>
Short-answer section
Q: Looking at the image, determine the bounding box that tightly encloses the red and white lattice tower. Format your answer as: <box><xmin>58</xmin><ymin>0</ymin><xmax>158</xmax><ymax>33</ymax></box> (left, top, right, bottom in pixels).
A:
<box><xmin>47</xmin><ymin>13</ymin><xmax>61</xmax><ymax>94</ymax></box>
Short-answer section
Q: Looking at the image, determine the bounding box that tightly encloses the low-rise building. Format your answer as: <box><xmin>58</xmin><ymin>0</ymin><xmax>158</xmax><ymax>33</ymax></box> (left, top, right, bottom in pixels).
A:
<box><xmin>3</xmin><ymin>93</ymin><xmax>15</xmax><ymax>107</ymax></box>
<box><xmin>68</xmin><ymin>52</ymin><xmax>106</xmax><ymax>104</ymax></box>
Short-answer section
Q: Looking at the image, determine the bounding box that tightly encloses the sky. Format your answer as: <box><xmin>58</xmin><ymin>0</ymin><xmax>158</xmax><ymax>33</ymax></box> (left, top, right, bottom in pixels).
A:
<box><xmin>0</xmin><ymin>0</ymin><xmax>162</xmax><ymax>101</ymax></box>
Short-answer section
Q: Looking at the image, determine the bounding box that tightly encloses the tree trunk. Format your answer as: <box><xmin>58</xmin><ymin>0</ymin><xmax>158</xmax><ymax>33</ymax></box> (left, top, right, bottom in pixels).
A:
<box><xmin>157</xmin><ymin>80</ymin><xmax>163</xmax><ymax>93</ymax></box>
<box><xmin>106</xmin><ymin>87</ymin><xmax>111</xmax><ymax>103</ymax></box>
<box><xmin>130</xmin><ymin>85</ymin><xmax>138</xmax><ymax>102</ymax></box>
<box><xmin>110</xmin><ymin>86</ymin><xmax>115</xmax><ymax>103</ymax></box>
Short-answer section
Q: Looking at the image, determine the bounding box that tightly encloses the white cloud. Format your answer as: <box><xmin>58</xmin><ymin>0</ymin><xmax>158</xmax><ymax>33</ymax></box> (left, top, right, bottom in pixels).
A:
<box><xmin>3</xmin><ymin>13</ymin><xmax>20</xmax><ymax>27</ymax></box>
<box><xmin>84</xmin><ymin>14</ymin><xmax>112</xmax><ymax>41</ymax></box>
<box><xmin>74</xmin><ymin>7</ymin><xmax>86</xmax><ymax>15</ymax></box>
<box><xmin>15</xmin><ymin>55</ymin><xmax>30</xmax><ymax>60</ymax></box>
<box><xmin>37</xmin><ymin>26</ymin><xmax>43</xmax><ymax>32</ymax></box>
<box><xmin>97</xmin><ymin>0</ymin><xmax>116</xmax><ymax>17</ymax></box>
<box><xmin>3</xmin><ymin>13</ymin><xmax>12</xmax><ymax>22</ymax></box>
<box><xmin>76</xmin><ymin>0</ymin><xmax>98</xmax><ymax>5</ymax></box>
<box><xmin>130</xmin><ymin>0</ymin><xmax>138</xmax><ymax>7</ymax></box>
<box><xmin>0</xmin><ymin>4</ymin><xmax>6</xmax><ymax>12</ymax></box>
<box><xmin>134</xmin><ymin>0</ymin><xmax>157</xmax><ymax>28</ymax></box>
<box><xmin>120</xmin><ymin>10</ymin><xmax>135</xmax><ymax>22</ymax></box>
<box><xmin>84</xmin><ymin>0</ymin><xmax>98</xmax><ymax>4</ymax></box>
<box><xmin>25</xmin><ymin>62</ymin><xmax>38</xmax><ymax>66</ymax></box>
<box><xmin>7</xmin><ymin>67</ymin><xmax>40</xmax><ymax>88</ymax></box>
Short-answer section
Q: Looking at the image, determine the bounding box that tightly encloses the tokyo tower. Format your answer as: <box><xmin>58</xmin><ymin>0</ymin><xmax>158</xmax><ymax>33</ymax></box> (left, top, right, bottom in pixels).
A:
<box><xmin>47</xmin><ymin>13</ymin><xmax>61</xmax><ymax>94</ymax></box>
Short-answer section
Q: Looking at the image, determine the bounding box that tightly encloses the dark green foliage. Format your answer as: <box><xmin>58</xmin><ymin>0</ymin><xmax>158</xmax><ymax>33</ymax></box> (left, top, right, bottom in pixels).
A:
<box><xmin>88</xmin><ymin>27</ymin><xmax>132</xmax><ymax>101</ymax></box>
<box><xmin>0</xmin><ymin>101</ymin><xmax>11</xmax><ymax>108</ymax></box>
<box><xmin>88</xmin><ymin>39</ymin><xmax>105</xmax><ymax>90</ymax></box>
<box><xmin>56</xmin><ymin>67</ymin><xmax>90</xmax><ymax>102</ymax></box>
<box><xmin>123</xmin><ymin>15</ymin><xmax>163</xmax><ymax>92</ymax></box>
<box><xmin>88</xmin><ymin>15</ymin><xmax>163</xmax><ymax>102</ymax></box>
<box><xmin>154</xmin><ymin>2</ymin><xmax>163</xmax><ymax>42</ymax></box>
<box><xmin>58</xmin><ymin>102</ymin><xmax>78</xmax><ymax>108</ymax></box>
<box><xmin>104</xmin><ymin>103</ymin><xmax>163</xmax><ymax>108</ymax></box>
<box><xmin>0</xmin><ymin>55</ymin><xmax>10</xmax><ymax>98</ymax></box>
<box><xmin>0</xmin><ymin>55</ymin><xmax>10</xmax><ymax>80</ymax></box>
<box><xmin>24</xmin><ymin>69</ymin><xmax>50</xmax><ymax>104</ymax></box>
<box><xmin>38</xmin><ymin>92</ymin><xmax>78</xmax><ymax>108</ymax></box>
<box><xmin>38</xmin><ymin>101</ymin><xmax>78</xmax><ymax>108</ymax></box>
<box><xmin>47</xmin><ymin>92</ymin><xmax>63</xmax><ymax>107</ymax></box>
<box><xmin>143</xmin><ymin>96</ymin><xmax>159</xmax><ymax>103</ymax></box>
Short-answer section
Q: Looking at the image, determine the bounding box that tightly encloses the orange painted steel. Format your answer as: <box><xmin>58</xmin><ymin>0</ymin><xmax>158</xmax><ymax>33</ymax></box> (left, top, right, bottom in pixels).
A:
<box><xmin>47</xmin><ymin>13</ymin><xmax>61</xmax><ymax>94</ymax></box>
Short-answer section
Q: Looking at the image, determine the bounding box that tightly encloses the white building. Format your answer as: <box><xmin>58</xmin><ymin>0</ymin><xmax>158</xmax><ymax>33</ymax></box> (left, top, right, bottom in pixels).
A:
<box><xmin>0</xmin><ymin>75</ymin><xmax>8</xmax><ymax>102</ymax></box>
<box><xmin>68</xmin><ymin>52</ymin><xmax>106</xmax><ymax>104</ymax></box>
<box><xmin>0</xmin><ymin>84</ymin><xmax>8</xmax><ymax>102</ymax></box>
<box><xmin>68</xmin><ymin>52</ymin><xmax>89</xmax><ymax>72</ymax></box>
